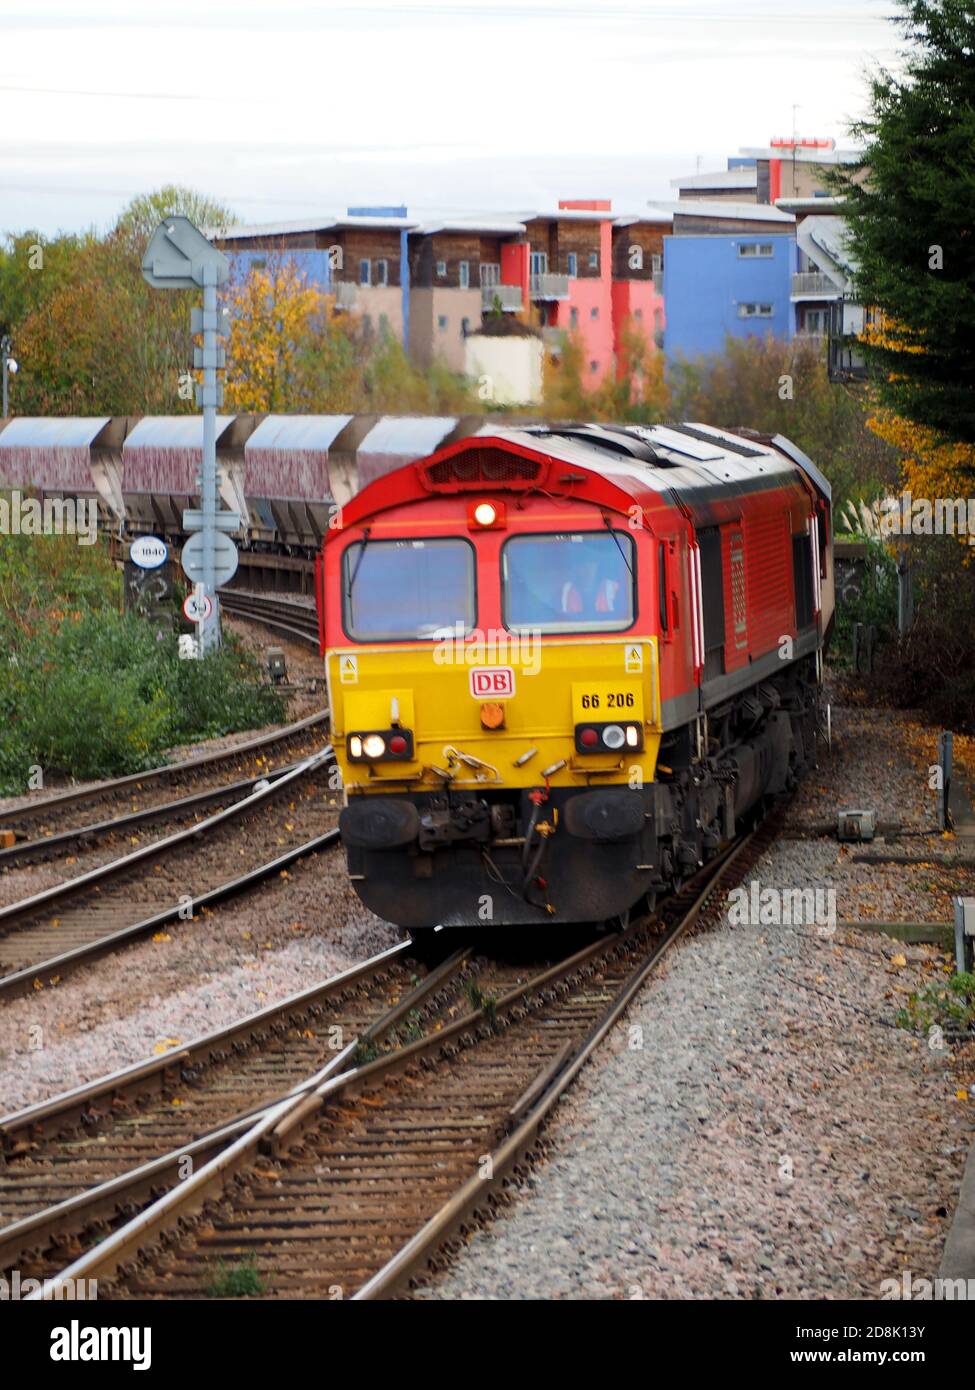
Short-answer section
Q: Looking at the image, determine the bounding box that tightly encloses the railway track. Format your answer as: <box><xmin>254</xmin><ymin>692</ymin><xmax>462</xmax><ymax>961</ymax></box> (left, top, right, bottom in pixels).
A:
<box><xmin>26</xmin><ymin>822</ymin><xmax>773</xmax><ymax>1301</ymax></box>
<box><xmin>220</xmin><ymin>592</ymin><xmax>319</xmax><ymax>648</ymax></box>
<box><xmin>0</xmin><ymin>710</ymin><xmax>330</xmax><ymax>856</ymax></box>
<box><xmin>0</xmin><ymin>749</ymin><xmax>339</xmax><ymax>998</ymax></box>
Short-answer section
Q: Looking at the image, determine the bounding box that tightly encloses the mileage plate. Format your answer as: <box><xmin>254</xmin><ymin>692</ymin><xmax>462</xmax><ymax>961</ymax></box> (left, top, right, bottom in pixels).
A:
<box><xmin>571</xmin><ymin>681</ymin><xmax>644</xmax><ymax>723</ymax></box>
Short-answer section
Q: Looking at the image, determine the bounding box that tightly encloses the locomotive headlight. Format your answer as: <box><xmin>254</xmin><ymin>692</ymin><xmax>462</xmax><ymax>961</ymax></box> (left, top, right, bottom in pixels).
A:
<box><xmin>348</xmin><ymin>728</ymin><xmax>415</xmax><ymax>762</ymax></box>
<box><xmin>467</xmin><ymin>499</ymin><xmax>505</xmax><ymax>529</ymax></box>
<box><xmin>575</xmin><ymin>722</ymin><xmax>642</xmax><ymax>755</ymax></box>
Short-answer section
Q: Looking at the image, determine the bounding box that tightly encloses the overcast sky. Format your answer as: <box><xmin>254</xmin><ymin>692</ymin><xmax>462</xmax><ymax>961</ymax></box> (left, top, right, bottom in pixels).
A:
<box><xmin>1</xmin><ymin>0</ymin><xmax>904</xmax><ymax>237</ymax></box>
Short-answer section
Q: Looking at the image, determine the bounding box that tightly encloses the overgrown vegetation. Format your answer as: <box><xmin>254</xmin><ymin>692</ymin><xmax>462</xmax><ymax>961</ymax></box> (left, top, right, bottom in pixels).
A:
<box><xmin>895</xmin><ymin>971</ymin><xmax>975</xmax><ymax>1036</ymax></box>
<box><xmin>0</xmin><ymin>532</ymin><xmax>284</xmax><ymax>795</ymax></box>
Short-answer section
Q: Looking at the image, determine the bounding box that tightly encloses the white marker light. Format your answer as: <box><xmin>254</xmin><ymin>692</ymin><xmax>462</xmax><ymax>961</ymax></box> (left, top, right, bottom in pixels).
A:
<box><xmin>625</xmin><ymin>725</ymin><xmax>640</xmax><ymax>748</ymax></box>
<box><xmin>349</xmin><ymin>735</ymin><xmax>363</xmax><ymax>759</ymax></box>
<box><xmin>362</xmin><ymin>734</ymin><xmax>386</xmax><ymax>759</ymax></box>
<box><xmin>473</xmin><ymin>501</ymin><xmax>497</xmax><ymax>527</ymax></box>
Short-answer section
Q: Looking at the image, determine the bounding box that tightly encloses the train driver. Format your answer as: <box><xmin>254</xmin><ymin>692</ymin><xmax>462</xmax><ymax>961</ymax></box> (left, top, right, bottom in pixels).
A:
<box><xmin>560</xmin><ymin>552</ymin><xmax>622</xmax><ymax>618</ymax></box>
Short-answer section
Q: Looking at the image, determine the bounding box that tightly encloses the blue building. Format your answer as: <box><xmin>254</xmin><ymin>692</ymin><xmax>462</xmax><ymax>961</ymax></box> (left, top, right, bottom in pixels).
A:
<box><xmin>225</xmin><ymin>248</ymin><xmax>333</xmax><ymax>291</ymax></box>
<box><xmin>662</xmin><ymin>232</ymin><xmax>798</xmax><ymax>364</ymax></box>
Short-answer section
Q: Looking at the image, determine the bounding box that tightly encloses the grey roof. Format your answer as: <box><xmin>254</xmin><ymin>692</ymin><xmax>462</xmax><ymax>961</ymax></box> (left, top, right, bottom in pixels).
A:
<box><xmin>798</xmin><ymin>215</ymin><xmax>857</xmax><ymax>280</ymax></box>
<box><xmin>244</xmin><ymin>415</ymin><xmax>354</xmax><ymax>454</ymax></box>
<box><xmin>358</xmin><ymin>416</ymin><xmax>457</xmax><ymax>457</ymax></box>
<box><xmin>0</xmin><ymin>417</ymin><xmax>111</xmax><ymax>449</ymax></box>
<box><xmin>651</xmin><ymin>199</ymin><xmax>795</xmax><ymax>224</ymax></box>
<box><xmin>207</xmin><ymin>214</ymin><xmax>417</xmax><ymax>241</ymax></box>
<box><xmin>123</xmin><ymin>416</ymin><xmax>235</xmax><ymax>450</ymax></box>
<box><xmin>671</xmin><ymin>169</ymin><xmax>758</xmax><ymax>191</ymax></box>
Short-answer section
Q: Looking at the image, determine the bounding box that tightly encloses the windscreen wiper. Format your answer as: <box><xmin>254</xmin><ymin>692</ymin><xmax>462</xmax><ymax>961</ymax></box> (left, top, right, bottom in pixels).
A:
<box><xmin>603</xmin><ymin>514</ymin><xmax>634</xmax><ymax>579</ymax></box>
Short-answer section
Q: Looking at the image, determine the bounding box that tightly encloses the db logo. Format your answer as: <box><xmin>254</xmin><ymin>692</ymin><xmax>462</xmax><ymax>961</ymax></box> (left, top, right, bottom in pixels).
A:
<box><xmin>469</xmin><ymin>667</ymin><xmax>515</xmax><ymax>698</ymax></box>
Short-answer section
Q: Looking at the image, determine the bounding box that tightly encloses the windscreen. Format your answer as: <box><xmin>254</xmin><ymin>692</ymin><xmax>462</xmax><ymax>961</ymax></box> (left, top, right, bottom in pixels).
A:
<box><xmin>342</xmin><ymin>537</ymin><xmax>475</xmax><ymax>640</ymax></box>
<box><xmin>502</xmin><ymin>531</ymin><xmax>635</xmax><ymax>632</ymax></box>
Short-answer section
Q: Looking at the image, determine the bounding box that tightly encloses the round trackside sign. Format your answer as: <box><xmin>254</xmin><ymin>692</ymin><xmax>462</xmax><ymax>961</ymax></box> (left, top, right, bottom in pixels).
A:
<box><xmin>130</xmin><ymin>536</ymin><xmax>169</xmax><ymax>570</ymax></box>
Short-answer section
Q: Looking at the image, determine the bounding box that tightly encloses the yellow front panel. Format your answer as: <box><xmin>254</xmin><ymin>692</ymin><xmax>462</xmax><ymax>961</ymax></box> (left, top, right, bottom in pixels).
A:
<box><xmin>326</xmin><ymin>637</ymin><xmax>661</xmax><ymax>792</ymax></box>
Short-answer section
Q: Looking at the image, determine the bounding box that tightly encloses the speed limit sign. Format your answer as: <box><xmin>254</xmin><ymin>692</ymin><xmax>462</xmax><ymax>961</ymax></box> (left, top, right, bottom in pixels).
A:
<box><xmin>183</xmin><ymin>589</ymin><xmax>213</xmax><ymax>624</ymax></box>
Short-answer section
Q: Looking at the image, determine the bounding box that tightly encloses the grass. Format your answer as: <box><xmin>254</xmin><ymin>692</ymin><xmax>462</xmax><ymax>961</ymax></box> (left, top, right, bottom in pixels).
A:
<box><xmin>895</xmin><ymin>972</ymin><xmax>975</xmax><ymax>1036</ymax></box>
<box><xmin>205</xmin><ymin>1255</ymin><xmax>265</xmax><ymax>1298</ymax></box>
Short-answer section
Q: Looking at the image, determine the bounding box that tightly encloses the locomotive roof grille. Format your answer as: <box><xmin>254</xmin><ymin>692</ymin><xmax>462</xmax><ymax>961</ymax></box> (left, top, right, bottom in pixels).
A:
<box><xmin>423</xmin><ymin>448</ymin><xmax>541</xmax><ymax>490</ymax></box>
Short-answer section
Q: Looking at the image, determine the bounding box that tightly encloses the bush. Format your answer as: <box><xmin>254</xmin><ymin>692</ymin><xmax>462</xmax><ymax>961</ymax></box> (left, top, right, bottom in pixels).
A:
<box><xmin>0</xmin><ymin>535</ymin><xmax>286</xmax><ymax>794</ymax></box>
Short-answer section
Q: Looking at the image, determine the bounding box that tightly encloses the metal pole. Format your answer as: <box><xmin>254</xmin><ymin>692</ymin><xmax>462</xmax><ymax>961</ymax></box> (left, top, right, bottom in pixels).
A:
<box><xmin>200</xmin><ymin>268</ymin><xmax>219</xmax><ymax>654</ymax></box>
<box><xmin>1</xmin><ymin>336</ymin><xmax>10</xmax><ymax>418</ymax></box>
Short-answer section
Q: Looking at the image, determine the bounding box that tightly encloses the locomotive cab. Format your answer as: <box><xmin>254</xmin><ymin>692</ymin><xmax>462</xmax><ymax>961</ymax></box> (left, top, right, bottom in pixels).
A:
<box><xmin>321</xmin><ymin>425</ymin><xmax>829</xmax><ymax>929</ymax></box>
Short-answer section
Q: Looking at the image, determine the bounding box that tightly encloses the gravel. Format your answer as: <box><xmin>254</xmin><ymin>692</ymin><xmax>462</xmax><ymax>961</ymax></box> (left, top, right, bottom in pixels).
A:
<box><xmin>0</xmin><ymin>842</ymin><xmax>402</xmax><ymax>1114</ymax></box>
<box><xmin>416</xmin><ymin>687</ymin><xmax>975</xmax><ymax>1300</ymax></box>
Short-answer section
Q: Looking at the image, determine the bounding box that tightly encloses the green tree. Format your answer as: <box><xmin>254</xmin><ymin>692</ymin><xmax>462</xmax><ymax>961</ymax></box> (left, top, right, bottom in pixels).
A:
<box><xmin>831</xmin><ymin>0</ymin><xmax>975</xmax><ymax>444</ymax></box>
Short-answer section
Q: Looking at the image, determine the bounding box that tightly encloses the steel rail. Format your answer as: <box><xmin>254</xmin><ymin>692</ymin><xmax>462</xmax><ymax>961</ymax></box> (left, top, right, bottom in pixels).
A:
<box><xmin>220</xmin><ymin>592</ymin><xmax>319</xmax><ymax>648</ymax></box>
<box><xmin>0</xmin><ymin>760</ymin><xmax>303</xmax><ymax>870</ymax></box>
<box><xmin>0</xmin><ymin>943</ymin><xmax>479</xmax><ymax>1275</ymax></box>
<box><xmin>31</xmin><ymin>828</ymin><xmax>772</xmax><ymax>1300</ymax></box>
<box><xmin>0</xmin><ymin>827</ymin><xmax>341</xmax><ymax>1000</ymax></box>
<box><xmin>0</xmin><ymin>709</ymin><xmax>329</xmax><ymax>832</ymax></box>
<box><xmin>355</xmin><ymin>832</ymin><xmax>757</xmax><ymax>1298</ymax></box>
<box><xmin>0</xmin><ymin>747</ymin><xmax>333</xmax><ymax>936</ymax></box>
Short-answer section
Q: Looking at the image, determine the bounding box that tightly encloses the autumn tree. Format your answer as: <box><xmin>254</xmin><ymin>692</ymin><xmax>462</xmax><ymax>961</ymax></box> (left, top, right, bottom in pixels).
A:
<box><xmin>10</xmin><ymin>186</ymin><xmax>234</xmax><ymax>416</ymax></box>
<box><xmin>831</xmin><ymin>0</ymin><xmax>975</xmax><ymax>445</ymax></box>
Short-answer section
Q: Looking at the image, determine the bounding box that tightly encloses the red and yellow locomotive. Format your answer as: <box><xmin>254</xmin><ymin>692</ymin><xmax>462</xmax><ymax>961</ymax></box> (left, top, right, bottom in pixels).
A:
<box><xmin>318</xmin><ymin>423</ymin><xmax>832</xmax><ymax>928</ymax></box>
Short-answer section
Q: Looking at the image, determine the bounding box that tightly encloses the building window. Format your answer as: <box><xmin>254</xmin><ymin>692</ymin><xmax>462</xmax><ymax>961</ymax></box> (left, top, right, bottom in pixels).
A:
<box><xmin>567</xmin><ymin>252</ymin><xmax>578</xmax><ymax>277</ymax></box>
<box><xmin>570</xmin><ymin>307</ymin><xmax>579</xmax><ymax>328</ymax></box>
<box><xmin>461</xmin><ymin>316</ymin><xmax>470</xmax><ymax>336</ymax></box>
<box><xmin>588</xmin><ymin>251</ymin><xmax>599</xmax><ymax>270</ymax></box>
<box><xmin>530</xmin><ymin>251</ymin><xmax>548</xmax><ymax>275</ymax></box>
<box><xmin>634</xmin><ymin>308</ymin><xmax>643</xmax><ymax>320</ymax></box>
<box><xmin>250</xmin><ymin>256</ymin><xmax>267</xmax><ymax>270</ymax></box>
<box><xmin>480</xmin><ymin>262</ymin><xmax>500</xmax><ymax>287</ymax></box>
<box><xmin>375</xmin><ymin>258</ymin><xmax>388</xmax><ymax>286</ymax></box>
<box><xmin>651</xmin><ymin>253</ymin><xmax>662</xmax><ymax>274</ymax></box>
<box><xmin>436</xmin><ymin>259</ymin><xmax>447</xmax><ymax>278</ymax></box>
<box><xmin>359</xmin><ymin>258</ymin><xmax>371</xmax><ymax>286</ymax></box>
<box><xmin>803</xmin><ymin>308</ymin><xmax>827</xmax><ymax>334</ymax></box>
<box><xmin>459</xmin><ymin>261</ymin><xmax>470</xmax><ymax>289</ymax></box>
<box><xmin>590</xmin><ymin>360</ymin><xmax>599</xmax><ymax>373</ymax></box>
<box><xmin>737</xmin><ymin>243</ymin><xmax>774</xmax><ymax>258</ymax></box>
<box><xmin>737</xmin><ymin>302</ymin><xmax>774</xmax><ymax>318</ymax></box>
<box><xmin>438</xmin><ymin>314</ymin><xmax>448</xmax><ymax>332</ymax></box>
<box><xmin>590</xmin><ymin>306</ymin><xmax>599</xmax><ymax>320</ymax></box>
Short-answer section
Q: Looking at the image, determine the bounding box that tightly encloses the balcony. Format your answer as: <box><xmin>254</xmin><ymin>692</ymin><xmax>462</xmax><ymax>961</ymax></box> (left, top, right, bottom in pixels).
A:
<box><xmin>530</xmin><ymin>273</ymin><xmax>570</xmax><ymax>301</ymax></box>
<box><xmin>332</xmin><ymin>281</ymin><xmax>358</xmax><ymax>310</ymax></box>
<box><xmin>791</xmin><ymin>272</ymin><xmax>842</xmax><ymax>300</ymax></box>
<box><xmin>481</xmin><ymin>283</ymin><xmax>523</xmax><ymax>313</ymax></box>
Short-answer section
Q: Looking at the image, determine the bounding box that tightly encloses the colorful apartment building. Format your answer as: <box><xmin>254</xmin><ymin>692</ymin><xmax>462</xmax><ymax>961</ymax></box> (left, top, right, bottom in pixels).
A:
<box><xmin>213</xmin><ymin>209</ymin><xmax>415</xmax><ymax>345</ymax></box>
<box><xmin>212</xmin><ymin>200</ymin><xmax>667</xmax><ymax>394</ymax></box>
